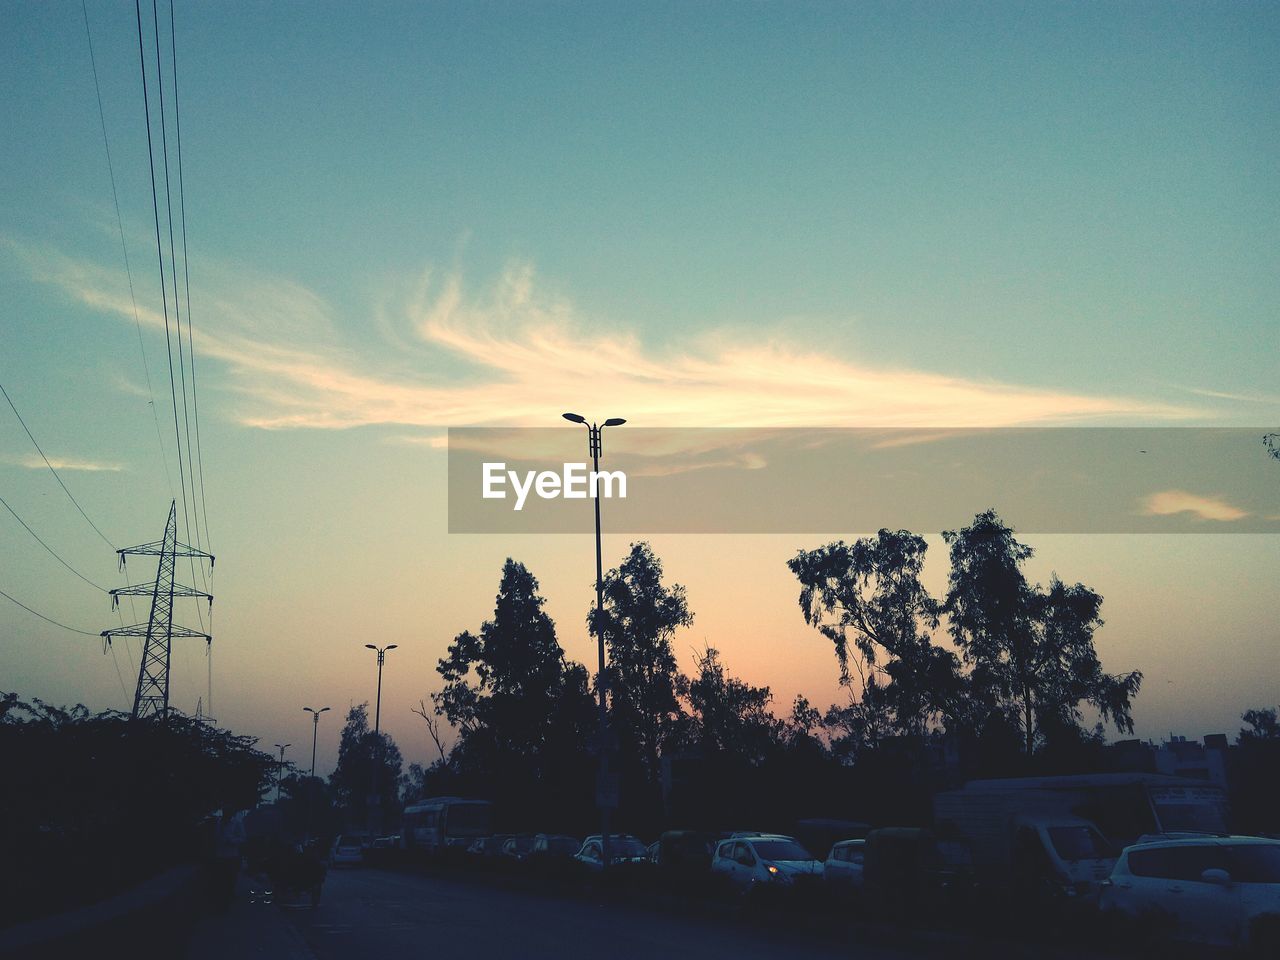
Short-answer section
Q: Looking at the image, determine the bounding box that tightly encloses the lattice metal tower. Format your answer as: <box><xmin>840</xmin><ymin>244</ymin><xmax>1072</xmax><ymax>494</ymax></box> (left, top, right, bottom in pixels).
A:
<box><xmin>102</xmin><ymin>501</ymin><xmax>214</xmax><ymax>719</ymax></box>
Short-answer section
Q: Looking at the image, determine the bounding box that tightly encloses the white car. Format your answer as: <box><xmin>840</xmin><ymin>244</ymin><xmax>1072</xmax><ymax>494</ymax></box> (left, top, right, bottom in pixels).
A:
<box><xmin>823</xmin><ymin>839</ymin><xmax>865</xmax><ymax>891</ymax></box>
<box><xmin>711</xmin><ymin>835</ymin><xmax>823</xmax><ymax>893</ymax></box>
<box><xmin>1099</xmin><ymin>835</ymin><xmax>1280</xmax><ymax>951</ymax></box>
<box><xmin>329</xmin><ymin>833</ymin><xmax>367</xmax><ymax>866</ymax></box>
<box><xmin>573</xmin><ymin>834</ymin><xmax>648</xmax><ymax>871</ymax></box>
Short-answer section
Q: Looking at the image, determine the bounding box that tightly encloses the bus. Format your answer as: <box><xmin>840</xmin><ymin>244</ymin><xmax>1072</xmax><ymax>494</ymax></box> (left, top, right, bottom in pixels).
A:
<box><xmin>400</xmin><ymin>797</ymin><xmax>493</xmax><ymax>856</ymax></box>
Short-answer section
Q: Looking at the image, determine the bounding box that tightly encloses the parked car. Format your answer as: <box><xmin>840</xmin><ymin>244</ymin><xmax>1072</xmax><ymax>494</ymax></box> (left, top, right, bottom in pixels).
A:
<box><xmin>530</xmin><ymin>834</ymin><xmax>581</xmax><ymax>860</ymax></box>
<box><xmin>711</xmin><ymin>835</ymin><xmax>823</xmax><ymax>894</ymax></box>
<box><xmin>1099</xmin><ymin>835</ymin><xmax>1280</xmax><ymax>951</ymax></box>
<box><xmin>729</xmin><ymin>830</ymin><xmax>794</xmax><ymax>840</ymax></box>
<box><xmin>329</xmin><ymin>833</ymin><xmax>368</xmax><ymax>867</ymax></box>
<box><xmin>500</xmin><ymin>835</ymin><xmax>537</xmax><ymax>861</ymax></box>
<box><xmin>573</xmin><ymin>834</ymin><xmax>649</xmax><ymax>871</ymax></box>
<box><xmin>466</xmin><ymin>834</ymin><xmax>514</xmax><ymax>858</ymax></box>
<box><xmin>823</xmin><ymin>839</ymin><xmax>866</xmax><ymax>891</ymax></box>
<box><xmin>656</xmin><ymin>830</ymin><xmax>727</xmax><ymax>873</ymax></box>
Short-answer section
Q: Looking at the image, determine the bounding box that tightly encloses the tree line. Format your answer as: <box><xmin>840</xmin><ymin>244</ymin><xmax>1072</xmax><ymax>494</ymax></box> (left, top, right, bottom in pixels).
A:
<box><xmin>396</xmin><ymin>510</ymin><xmax>1154</xmax><ymax>833</ymax></box>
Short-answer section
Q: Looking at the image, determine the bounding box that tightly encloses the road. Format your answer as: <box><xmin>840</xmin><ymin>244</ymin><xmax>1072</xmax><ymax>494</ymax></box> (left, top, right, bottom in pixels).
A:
<box><xmin>270</xmin><ymin>867</ymin><xmax>1095</xmax><ymax>960</ymax></box>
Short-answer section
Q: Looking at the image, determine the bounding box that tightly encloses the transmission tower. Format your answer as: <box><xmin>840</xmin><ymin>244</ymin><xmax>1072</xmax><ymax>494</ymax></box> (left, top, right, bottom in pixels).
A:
<box><xmin>101</xmin><ymin>501</ymin><xmax>213</xmax><ymax>719</ymax></box>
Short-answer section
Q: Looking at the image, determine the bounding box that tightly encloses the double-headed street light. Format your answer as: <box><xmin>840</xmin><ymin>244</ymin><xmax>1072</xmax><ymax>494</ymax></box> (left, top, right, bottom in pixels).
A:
<box><xmin>274</xmin><ymin>743</ymin><xmax>291</xmax><ymax>802</ymax></box>
<box><xmin>364</xmin><ymin>644</ymin><xmax>398</xmax><ymax>738</ymax></box>
<box><xmin>562</xmin><ymin>412</ymin><xmax>625</xmax><ymax>870</ymax></box>
<box><xmin>303</xmin><ymin>706</ymin><xmax>331</xmax><ymax>779</ymax></box>
<box><xmin>364</xmin><ymin>644</ymin><xmax>398</xmax><ymax>833</ymax></box>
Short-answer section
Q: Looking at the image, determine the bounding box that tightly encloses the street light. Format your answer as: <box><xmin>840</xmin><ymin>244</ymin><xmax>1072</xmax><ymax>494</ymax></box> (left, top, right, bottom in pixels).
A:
<box><xmin>303</xmin><ymin>706</ymin><xmax>331</xmax><ymax>779</ymax></box>
<box><xmin>274</xmin><ymin>743</ymin><xmax>291</xmax><ymax>802</ymax></box>
<box><xmin>562</xmin><ymin>411</ymin><xmax>625</xmax><ymax>870</ymax></box>
<box><xmin>364</xmin><ymin>644</ymin><xmax>398</xmax><ymax>738</ymax></box>
<box><xmin>364</xmin><ymin>644</ymin><xmax>398</xmax><ymax>833</ymax></box>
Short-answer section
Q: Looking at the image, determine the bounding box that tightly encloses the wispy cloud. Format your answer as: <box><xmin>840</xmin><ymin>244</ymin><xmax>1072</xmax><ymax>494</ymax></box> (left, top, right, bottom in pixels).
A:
<box><xmin>14</xmin><ymin>454</ymin><xmax>123</xmax><ymax>472</ymax></box>
<box><xmin>1182</xmin><ymin>386</ymin><xmax>1280</xmax><ymax>405</ymax></box>
<box><xmin>9</xmin><ymin>241</ymin><xmax>1201</xmax><ymax>438</ymax></box>
<box><xmin>1142</xmin><ymin>490</ymin><xmax>1248</xmax><ymax>522</ymax></box>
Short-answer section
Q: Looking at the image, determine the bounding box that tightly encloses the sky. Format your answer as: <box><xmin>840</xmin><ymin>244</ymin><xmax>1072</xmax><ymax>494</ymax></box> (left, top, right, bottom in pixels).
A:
<box><xmin>1</xmin><ymin>1</ymin><xmax>1277</xmax><ymax>779</ymax></box>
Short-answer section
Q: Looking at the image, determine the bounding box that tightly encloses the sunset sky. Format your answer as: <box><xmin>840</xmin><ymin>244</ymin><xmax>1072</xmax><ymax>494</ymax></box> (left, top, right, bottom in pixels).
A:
<box><xmin>2</xmin><ymin>1</ymin><xmax>1277</xmax><ymax>777</ymax></box>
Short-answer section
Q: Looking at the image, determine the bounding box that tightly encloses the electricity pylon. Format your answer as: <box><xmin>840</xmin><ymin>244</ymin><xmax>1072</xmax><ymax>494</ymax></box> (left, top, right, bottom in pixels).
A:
<box><xmin>101</xmin><ymin>501</ymin><xmax>214</xmax><ymax>719</ymax></box>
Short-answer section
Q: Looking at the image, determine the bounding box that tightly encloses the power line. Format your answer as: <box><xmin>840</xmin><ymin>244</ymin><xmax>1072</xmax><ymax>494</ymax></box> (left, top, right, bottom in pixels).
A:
<box><xmin>150</xmin><ymin>0</ymin><xmax>201</xmax><ymax>562</ymax></box>
<box><xmin>134</xmin><ymin>0</ymin><xmax>191</xmax><ymax>566</ymax></box>
<box><xmin>0</xmin><ymin>587</ymin><xmax>100</xmax><ymax>637</ymax></box>
<box><xmin>0</xmin><ymin>380</ymin><xmax>115</xmax><ymax>549</ymax></box>
<box><xmin>145</xmin><ymin>0</ymin><xmax>208</xmax><ymax>627</ymax></box>
<box><xmin>80</xmin><ymin>0</ymin><xmax>174</xmax><ymax>500</ymax></box>
<box><xmin>109</xmin><ymin>647</ymin><xmax>130</xmax><ymax>701</ymax></box>
<box><xmin>169</xmin><ymin>0</ymin><xmax>212</xmax><ymax>554</ymax></box>
<box><xmin>0</xmin><ymin>493</ymin><xmax>109</xmax><ymax>593</ymax></box>
<box><xmin>148</xmin><ymin>0</ymin><xmax>209</xmax><ymax>638</ymax></box>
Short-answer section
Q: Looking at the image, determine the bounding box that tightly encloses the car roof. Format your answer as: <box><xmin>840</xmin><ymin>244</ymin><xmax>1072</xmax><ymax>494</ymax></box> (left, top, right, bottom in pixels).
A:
<box><xmin>1124</xmin><ymin>835</ymin><xmax>1280</xmax><ymax>852</ymax></box>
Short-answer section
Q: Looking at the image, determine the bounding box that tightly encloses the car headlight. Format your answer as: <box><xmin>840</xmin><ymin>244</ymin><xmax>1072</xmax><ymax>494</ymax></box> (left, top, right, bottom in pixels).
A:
<box><xmin>764</xmin><ymin>862</ymin><xmax>790</xmax><ymax>882</ymax></box>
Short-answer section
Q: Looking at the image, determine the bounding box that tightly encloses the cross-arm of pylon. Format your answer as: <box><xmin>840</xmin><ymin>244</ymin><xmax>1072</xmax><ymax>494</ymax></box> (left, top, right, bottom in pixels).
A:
<box><xmin>116</xmin><ymin>541</ymin><xmax>214</xmax><ymax>566</ymax></box>
<box><xmin>110</xmin><ymin>581</ymin><xmax>211</xmax><ymax>604</ymax></box>
<box><xmin>101</xmin><ymin>622</ymin><xmax>211</xmax><ymax>641</ymax></box>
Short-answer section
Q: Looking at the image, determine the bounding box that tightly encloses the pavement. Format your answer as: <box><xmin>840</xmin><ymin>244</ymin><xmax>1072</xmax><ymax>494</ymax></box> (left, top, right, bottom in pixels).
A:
<box><xmin>185</xmin><ymin>876</ymin><xmax>317</xmax><ymax>960</ymax></box>
<box><xmin>186</xmin><ymin>866</ymin><xmax>1121</xmax><ymax>960</ymax></box>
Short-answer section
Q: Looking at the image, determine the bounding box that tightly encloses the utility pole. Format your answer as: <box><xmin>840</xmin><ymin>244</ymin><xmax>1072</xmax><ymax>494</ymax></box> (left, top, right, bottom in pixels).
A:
<box><xmin>364</xmin><ymin>644</ymin><xmax>397</xmax><ymax>834</ymax></box>
<box><xmin>562</xmin><ymin>412</ymin><xmax>625</xmax><ymax>871</ymax></box>
<box><xmin>101</xmin><ymin>501</ymin><xmax>213</xmax><ymax>719</ymax></box>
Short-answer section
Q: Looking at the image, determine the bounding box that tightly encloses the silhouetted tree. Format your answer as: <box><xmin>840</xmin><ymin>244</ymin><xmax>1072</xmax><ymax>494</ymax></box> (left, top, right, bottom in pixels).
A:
<box><xmin>1232</xmin><ymin>706</ymin><xmax>1280</xmax><ymax>835</ymax></box>
<box><xmin>432</xmin><ymin>559</ymin><xmax>596</xmax><ymax>828</ymax></box>
<box><xmin>674</xmin><ymin>645</ymin><xmax>782</xmax><ymax>764</ymax></box>
<box><xmin>1239</xmin><ymin>706</ymin><xmax>1280</xmax><ymax>741</ymax></box>
<box><xmin>788</xmin><ymin>530</ymin><xmax>965</xmax><ymax>742</ymax></box>
<box><xmin>328</xmin><ymin>702</ymin><xmax>403</xmax><ymax>828</ymax></box>
<box><xmin>943</xmin><ymin>510</ymin><xmax>1142</xmax><ymax>756</ymax></box>
<box><xmin>0</xmin><ymin>693</ymin><xmax>274</xmax><ymax>925</ymax></box>
<box><xmin>276</xmin><ymin>773</ymin><xmax>341</xmax><ymax>841</ymax></box>
<box><xmin>594</xmin><ymin>542</ymin><xmax>693</xmax><ymax>798</ymax></box>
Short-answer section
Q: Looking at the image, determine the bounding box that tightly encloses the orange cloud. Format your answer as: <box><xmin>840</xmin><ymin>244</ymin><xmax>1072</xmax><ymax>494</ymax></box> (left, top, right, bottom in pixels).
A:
<box><xmin>1142</xmin><ymin>490</ymin><xmax>1249</xmax><ymax>522</ymax></box>
<box><xmin>12</xmin><ymin>243</ymin><xmax>1200</xmax><ymax>437</ymax></box>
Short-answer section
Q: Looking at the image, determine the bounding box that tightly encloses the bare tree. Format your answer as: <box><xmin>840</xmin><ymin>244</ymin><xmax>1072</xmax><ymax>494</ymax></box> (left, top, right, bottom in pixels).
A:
<box><xmin>412</xmin><ymin>699</ymin><xmax>448</xmax><ymax>765</ymax></box>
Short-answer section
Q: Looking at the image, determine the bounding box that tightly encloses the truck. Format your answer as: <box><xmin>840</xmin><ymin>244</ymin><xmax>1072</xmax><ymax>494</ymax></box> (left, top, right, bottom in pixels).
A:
<box><xmin>930</xmin><ymin>772</ymin><xmax>1230</xmax><ymax>900</ymax></box>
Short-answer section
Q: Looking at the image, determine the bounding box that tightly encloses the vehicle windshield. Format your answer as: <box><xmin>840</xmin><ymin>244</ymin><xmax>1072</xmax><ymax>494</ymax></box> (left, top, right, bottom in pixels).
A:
<box><xmin>336</xmin><ymin>835</ymin><xmax>363</xmax><ymax>847</ymax></box>
<box><xmin>754</xmin><ymin>840</ymin><xmax>814</xmax><ymax>861</ymax></box>
<box><xmin>1048</xmin><ymin>826</ymin><xmax>1112</xmax><ymax>861</ymax></box>
<box><xmin>1229</xmin><ymin>845</ymin><xmax>1280</xmax><ymax>883</ymax></box>
<box><xmin>547</xmin><ymin>838</ymin><xmax>578</xmax><ymax>854</ymax></box>
<box><xmin>1153</xmin><ymin>801</ymin><xmax>1229</xmax><ymax>835</ymax></box>
<box><xmin>447</xmin><ymin>804</ymin><xmax>492</xmax><ymax>835</ymax></box>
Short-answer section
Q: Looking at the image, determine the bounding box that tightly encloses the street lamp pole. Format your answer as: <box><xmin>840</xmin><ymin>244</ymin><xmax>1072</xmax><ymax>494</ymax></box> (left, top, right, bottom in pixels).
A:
<box><xmin>274</xmin><ymin>742</ymin><xmax>291</xmax><ymax>802</ymax></box>
<box><xmin>364</xmin><ymin>644</ymin><xmax>398</xmax><ymax>833</ymax></box>
<box><xmin>303</xmin><ymin>706</ymin><xmax>331</xmax><ymax>779</ymax></box>
<box><xmin>563</xmin><ymin>412</ymin><xmax>625</xmax><ymax>871</ymax></box>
